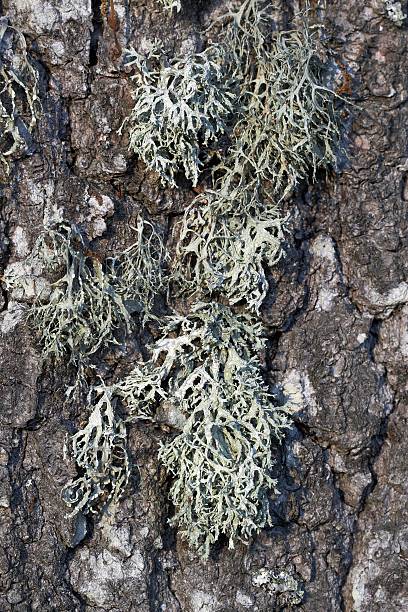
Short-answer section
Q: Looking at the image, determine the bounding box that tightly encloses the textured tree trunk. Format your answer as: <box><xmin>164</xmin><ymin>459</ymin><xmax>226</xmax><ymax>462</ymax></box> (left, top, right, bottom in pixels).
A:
<box><xmin>0</xmin><ymin>0</ymin><xmax>407</xmax><ymax>610</ymax></box>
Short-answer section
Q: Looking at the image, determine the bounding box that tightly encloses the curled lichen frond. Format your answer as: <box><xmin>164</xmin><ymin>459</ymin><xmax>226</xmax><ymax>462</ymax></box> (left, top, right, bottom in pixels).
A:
<box><xmin>172</xmin><ymin>180</ymin><xmax>284</xmax><ymax>312</ymax></box>
<box><xmin>107</xmin><ymin>217</ymin><xmax>167</xmax><ymax>317</ymax></box>
<box><xmin>62</xmin><ymin>387</ymin><xmax>130</xmax><ymax>516</ymax></box>
<box><xmin>120</xmin><ymin>43</ymin><xmax>234</xmax><ymax>187</ymax></box>
<box><xmin>159</xmin><ymin>362</ymin><xmax>290</xmax><ymax>557</ymax></box>
<box><xmin>115</xmin><ymin>362</ymin><xmax>168</xmax><ymax>421</ymax></box>
<box><xmin>0</xmin><ymin>18</ymin><xmax>41</xmax><ymax>176</ymax></box>
<box><xmin>158</xmin><ymin>0</ymin><xmax>181</xmax><ymax>12</ymax></box>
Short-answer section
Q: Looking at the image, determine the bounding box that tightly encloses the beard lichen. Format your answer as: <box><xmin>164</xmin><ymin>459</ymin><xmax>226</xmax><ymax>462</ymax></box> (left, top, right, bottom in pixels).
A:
<box><xmin>62</xmin><ymin>386</ymin><xmax>130</xmax><ymax>517</ymax></box>
<box><xmin>0</xmin><ymin>18</ymin><xmax>41</xmax><ymax>178</ymax></box>
<box><xmin>119</xmin><ymin>42</ymin><xmax>234</xmax><ymax>187</ymax></box>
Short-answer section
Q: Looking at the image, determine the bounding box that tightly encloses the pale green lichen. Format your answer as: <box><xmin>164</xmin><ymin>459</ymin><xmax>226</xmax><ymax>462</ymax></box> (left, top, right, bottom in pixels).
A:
<box><xmin>107</xmin><ymin>216</ymin><xmax>167</xmax><ymax>317</ymax></box>
<box><xmin>27</xmin><ymin>223</ymin><xmax>131</xmax><ymax>365</ymax></box>
<box><xmin>62</xmin><ymin>386</ymin><xmax>130</xmax><ymax>516</ymax></box>
<box><xmin>170</xmin><ymin>2</ymin><xmax>343</xmax><ymax>312</ymax></box>
<box><xmin>0</xmin><ymin>18</ymin><xmax>41</xmax><ymax>177</ymax></box>
<box><xmin>116</xmin><ymin>302</ymin><xmax>291</xmax><ymax>557</ymax></box>
<box><xmin>5</xmin><ymin>218</ymin><xmax>165</xmax><ymax>366</ymax></box>
<box><xmin>171</xmin><ymin>180</ymin><xmax>284</xmax><ymax>312</ymax></box>
<box><xmin>59</xmin><ymin>0</ymin><xmax>345</xmax><ymax>550</ymax></box>
<box><xmin>252</xmin><ymin>568</ymin><xmax>304</xmax><ymax>606</ymax></box>
<box><xmin>209</xmin><ymin>0</ymin><xmax>342</xmax><ymax>197</ymax></box>
<box><xmin>120</xmin><ymin>42</ymin><xmax>234</xmax><ymax>187</ymax></box>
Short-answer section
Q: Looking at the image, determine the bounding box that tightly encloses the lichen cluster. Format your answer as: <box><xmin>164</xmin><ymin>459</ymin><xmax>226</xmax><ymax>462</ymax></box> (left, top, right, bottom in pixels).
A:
<box><xmin>108</xmin><ymin>0</ymin><xmax>346</xmax><ymax>558</ymax></box>
<box><xmin>7</xmin><ymin>0</ymin><xmax>347</xmax><ymax>559</ymax></box>
<box><xmin>0</xmin><ymin>18</ymin><xmax>40</xmax><ymax>177</ymax></box>
<box><xmin>113</xmin><ymin>304</ymin><xmax>290</xmax><ymax>555</ymax></box>
<box><xmin>172</xmin><ymin>181</ymin><xmax>284</xmax><ymax>312</ymax></box>
<box><xmin>5</xmin><ymin>218</ymin><xmax>165</xmax><ymax>517</ymax></box>
<box><xmin>252</xmin><ymin>568</ymin><xmax>304</xmax><ymax>606</ymax></box>
<box><xmin>120</xmin><ymin>42</ymin><xmax>234</xmax><ymax>187</ymax></box>
<box><xmin>11</xmin><ymin>220</ymin><xmax>165</xmax><ymax>367</ymax></box>
<box><xmin>171</xmin><ymin>2</ymin><xmax>341</xmax><ymax>311</ymax></box>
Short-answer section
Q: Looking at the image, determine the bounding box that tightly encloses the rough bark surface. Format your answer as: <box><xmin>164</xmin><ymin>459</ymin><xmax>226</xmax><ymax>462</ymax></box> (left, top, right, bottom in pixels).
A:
<box><xmin>0</xmin><ymin>1</ymin><xmax>407</xmax><ymax>610</ymax></box>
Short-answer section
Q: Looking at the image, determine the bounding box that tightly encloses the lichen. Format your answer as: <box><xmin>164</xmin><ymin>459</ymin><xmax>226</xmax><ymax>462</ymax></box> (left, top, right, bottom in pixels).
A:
<box><xmin>384</xmin><ymin>0</ymin><xmax>406</xmax><ymax>25</ymax></box>
<box><xmin>252</xmin><ymin>568</ymin><xmax>304</xmax><ymax>606</ymax></box>
<box><xmin>5</xmin><ymin>218</ymin><xmax>166</xmax><ymax>366</ymax></box>
<box><xmin>107</xmin><ymin>216</ymin><xmax>167</xmax><ymax>318</ymax></box>
<box><xmin>57</xmin><ymin>0</ymin><xmax>347</xmax><ymax>550</ymax></box>
<box><xmin>171</xmin><ymin>180</ymin><xmax>284</xmax><ymax>312</ymax></box>
<box><xmin>26</xmin><ymin>223</ymin><xmax>131</xmax><ymax>365</ymax></box>
<box><xmin>0</xmin><ymin>18</ymin><xmax>41</xmax><ymax>178</ymax></box>
<box><xmin>158</xmin><ymin>0</ymin><xmax>181</xmax><ymax>12</ymax></box>
<box><xmin>116</xmin><ymin>302</ymin><xmax>292</xmax><ymax>557</ymax></box>
<box><xmin>62</xmin><ymin>386</ymin><xmax>130</xmax><ymax>517</ymax></box>
<box><xmin>214</xmin><ymin>2</ymin><xmax>342</xmax><ymax>196</ymax></box>
<box><xmin>119</xmin><ymin>42</ymin><xmax>234</xmax><ymax>187</ymax></box>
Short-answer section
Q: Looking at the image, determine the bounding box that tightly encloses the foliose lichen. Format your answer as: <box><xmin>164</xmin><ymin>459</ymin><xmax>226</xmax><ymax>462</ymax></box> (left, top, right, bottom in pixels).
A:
<box><xmin>41</xmin><ymin>0</ymin><xmax>348</xmax><ymax>555</ymax></box>
<box><xmin>119</xmin><ymin>42</ymin><xmax>234</xmax><ymax>187</ymax></box>
<box><xmin>171</xmin><ymin>180</ymin><xmax>284</xmax><ymax>312</ymax></box>
<box><xmin>0</xmin><ymin>18</ymin><xmax>41</xmax><ymax>178</ymax></box>
<box><xmin>108</xmin><ymin>0</ymin><xmax>347</xmax><ymax>556</ymax></box>
<box><xmin>115</xmin><ymin>302</ymin><xmax>292</xmax><ymax>557</ymax></box>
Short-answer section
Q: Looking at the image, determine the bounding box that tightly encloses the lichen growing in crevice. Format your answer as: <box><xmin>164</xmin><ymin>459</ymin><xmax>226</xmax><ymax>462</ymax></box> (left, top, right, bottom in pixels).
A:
<box><xmin>384</xmin><ymin>0</ymin><xmax>406</xmax><ymax>25</ymax></box>
<box><xmin>4</xmin><ymin>216</ymin><xmax>166</xmax><ymax>518</ymax></box>
<box><xmin>0</xmin><ymin>18</ymin><xmax>41</xmax><ymax>178</ymax></box>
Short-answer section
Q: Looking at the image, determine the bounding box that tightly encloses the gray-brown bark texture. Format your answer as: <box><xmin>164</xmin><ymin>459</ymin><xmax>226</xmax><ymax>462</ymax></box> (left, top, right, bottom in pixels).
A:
<box><xmin>0</xmin><ymin>0</ymin><xmax>407</xmax><ymax>610</ymax></box>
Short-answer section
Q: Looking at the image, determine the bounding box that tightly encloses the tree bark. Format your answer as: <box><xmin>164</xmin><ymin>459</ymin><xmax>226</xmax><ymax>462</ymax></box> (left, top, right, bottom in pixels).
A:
<box><xmin>0</xmin><ymin>0</ymin><xmax>407</xmax><ymax>610</ymax></box>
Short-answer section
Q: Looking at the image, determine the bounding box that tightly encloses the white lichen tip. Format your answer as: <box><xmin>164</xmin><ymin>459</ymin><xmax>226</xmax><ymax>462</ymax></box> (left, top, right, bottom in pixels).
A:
<box><xmin>384</xmin><ymin>0</ymin><xmax>406</xmax><ymax>25</ymax></box>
